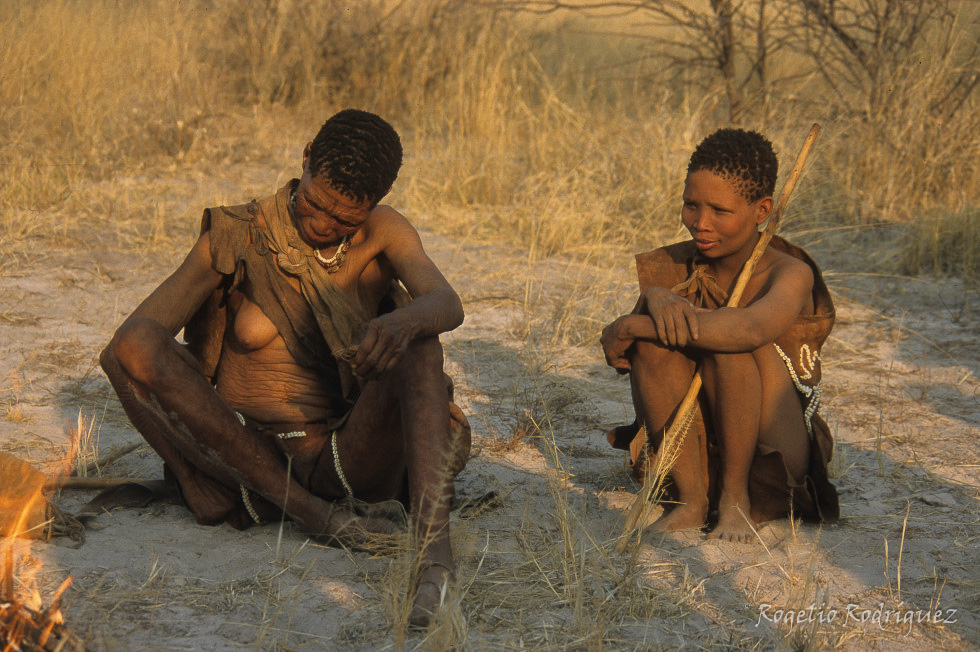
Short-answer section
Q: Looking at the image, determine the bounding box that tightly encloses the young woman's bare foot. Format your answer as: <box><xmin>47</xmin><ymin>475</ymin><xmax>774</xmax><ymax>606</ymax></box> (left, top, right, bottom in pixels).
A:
<box><xmin>707</xmin><ymin>491</ymin><xmax>756</xmax><ymax>542</ymax></box>
<box><xmin>408</xmin><ymin>562</ymin><xmax>453</xmax><ymax>629</ymax></box>
<box><xmin>649</xmin><ymin>499</ymin><xmax>707</xmax><ymax>533</ymax></box>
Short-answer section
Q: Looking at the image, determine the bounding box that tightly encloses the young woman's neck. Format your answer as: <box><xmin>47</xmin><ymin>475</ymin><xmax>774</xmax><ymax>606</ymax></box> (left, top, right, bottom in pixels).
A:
<box><xmin>709</xmin><ymin>231</ymin><xmax>762</xmax><ymax>291</ymax></box>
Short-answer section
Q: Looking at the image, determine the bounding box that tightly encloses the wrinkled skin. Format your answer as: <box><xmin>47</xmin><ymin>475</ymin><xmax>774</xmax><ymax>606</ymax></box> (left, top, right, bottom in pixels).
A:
<box><xmin>101</xmin><ymin>144</ymin><xmax>468</xmax><ymax>627</ymax></box>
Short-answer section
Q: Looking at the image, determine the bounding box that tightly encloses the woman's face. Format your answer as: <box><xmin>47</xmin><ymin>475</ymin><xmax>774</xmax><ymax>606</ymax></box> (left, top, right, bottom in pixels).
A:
<box><xmin>291</xmin><ymin>166</ymin><xmax>373</xmax><ymax>250</ymax></box>
<box><xmin>681</xmin><ymin>169</ymin><xmax>771</xmax><ymax>261</ymax></box>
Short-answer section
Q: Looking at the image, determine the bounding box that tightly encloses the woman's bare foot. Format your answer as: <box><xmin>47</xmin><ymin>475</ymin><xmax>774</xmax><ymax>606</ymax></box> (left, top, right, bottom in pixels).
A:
<box><xmin>302</xmin><ymin>499</ymin><xmax>407</xmax><ymax>553</ymax></box>
<box><xmin>649</xmin><ymin>499</ymin><xmax>707</xmax><ymax>533</ymax></box>
<box><xmin>707</xmin><ymin>491</ymin><xmax>755</xmax><ymax>542</ymax></box>
<box><xmin>408</xmin><ymin>562</ymin><xmax>453</xmax><ymax>629</ymax></box>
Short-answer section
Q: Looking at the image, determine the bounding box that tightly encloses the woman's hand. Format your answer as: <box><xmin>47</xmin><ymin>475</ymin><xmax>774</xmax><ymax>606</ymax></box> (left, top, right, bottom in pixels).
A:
<box><xmin>641</xmin><ymin>287</ymin><xmax>700</xmax><ymax>348</ymax></box>
<box><xmin>600</xmin><ymin>316</ymin><xmax>637</xmax><ymax>373</ymax></box>
<box><xmin>352</xmin><ymin>312</ymin><xmax>416</xmax><ymax>380</ymax></box>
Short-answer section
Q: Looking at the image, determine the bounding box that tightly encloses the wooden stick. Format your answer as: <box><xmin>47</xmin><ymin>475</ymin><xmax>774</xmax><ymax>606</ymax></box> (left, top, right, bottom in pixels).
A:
<box><xmin>77</xmin><ymin>442</ymin><xmax>141</xmax><ymax>477</ymax></box>
<box><xmin>44</xmin><ymin>477</ymin><xmax>155</xmax><ymax>491</ymax></box>
<box><xmin>728</xmin><ymin>124</ymin><xmax>822</xmax><ymax>304</ymax></box>
<box><xmin>43</xmin><ymin>442</ymin><xmax>146</xmax><ymax>491</ymax></box>
<box><xmin>615</xmin><ymin>124</ymin><xmax>822</xmax><ymax>553</ymax></box>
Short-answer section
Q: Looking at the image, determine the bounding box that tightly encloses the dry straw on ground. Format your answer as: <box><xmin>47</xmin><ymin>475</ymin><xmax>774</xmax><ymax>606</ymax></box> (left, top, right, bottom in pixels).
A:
<box><xmin>1</xmin><ymin>0</ymin><xmax>978</xmax><ymax>650</ymax></box>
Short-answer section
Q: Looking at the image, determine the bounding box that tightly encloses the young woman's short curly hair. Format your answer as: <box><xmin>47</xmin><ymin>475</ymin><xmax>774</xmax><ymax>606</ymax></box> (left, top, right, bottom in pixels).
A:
<box><xmin>687</xmin><ymin>128</ymin><xmax>778</xmax><ymax>203</ymax></box>
<box><xmin>308</xmin><ymin>109</ymin><xmax>403</xmax><ymax>205</ymax></box>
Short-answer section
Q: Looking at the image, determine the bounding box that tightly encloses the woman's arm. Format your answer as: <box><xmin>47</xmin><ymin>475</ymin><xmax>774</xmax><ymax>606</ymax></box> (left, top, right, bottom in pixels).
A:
<box><xmin>601</xmin><ymin>252</ymin><xmax>813</xmax><ymax>369</ymax></box>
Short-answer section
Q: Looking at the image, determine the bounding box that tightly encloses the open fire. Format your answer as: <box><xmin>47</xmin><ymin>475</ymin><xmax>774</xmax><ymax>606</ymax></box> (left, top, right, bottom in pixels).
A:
<box><xmin>0</xmin><ymin>452</ymin><xmax>87</xmax><ymax>651</ymax></box>
<box><xmin>0</xmin><ymin>570</ymin><xmax>83</xmax><ymax>651</ymax></box>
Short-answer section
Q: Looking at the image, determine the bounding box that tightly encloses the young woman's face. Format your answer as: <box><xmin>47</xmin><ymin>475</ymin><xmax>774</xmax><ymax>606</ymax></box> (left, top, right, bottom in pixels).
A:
<box><xmin>681</xmin><ymin>169</ymin><xmax>770</xmax><ymax>260</ymax></box>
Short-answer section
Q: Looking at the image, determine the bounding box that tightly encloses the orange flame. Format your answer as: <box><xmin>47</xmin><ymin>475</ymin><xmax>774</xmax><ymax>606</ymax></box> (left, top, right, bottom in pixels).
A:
<box><xmin>0</xmin><ymin>444</ymin><xmax>78</xmax><ymax>648</ymax></box>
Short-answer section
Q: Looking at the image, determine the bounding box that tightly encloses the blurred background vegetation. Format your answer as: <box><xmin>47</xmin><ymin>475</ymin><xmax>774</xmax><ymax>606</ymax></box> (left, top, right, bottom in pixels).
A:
<box><xmin>1</xmin><ymin>0</ymin><xmax>977</xmax><ymax>277</ymax></box>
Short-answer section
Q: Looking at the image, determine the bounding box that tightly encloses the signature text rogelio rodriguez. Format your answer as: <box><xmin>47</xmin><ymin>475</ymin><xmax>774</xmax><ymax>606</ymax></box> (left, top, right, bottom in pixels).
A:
<box><xmin>754</xmin><ymin>602</ymin><xmax>959</xmax><ymax>637</ymax></box>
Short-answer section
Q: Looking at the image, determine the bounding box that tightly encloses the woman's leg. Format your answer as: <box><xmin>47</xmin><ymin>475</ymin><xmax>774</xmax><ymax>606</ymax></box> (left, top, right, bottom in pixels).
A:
<box><xmin>700</xmin><ymin>345</ymin><xmax>810</xmax><ymax>542</ymax></box>
<box><xmin>628</xmin><ymin>340</ymin><xmax>708</xmax><ymax>532</ymax></box>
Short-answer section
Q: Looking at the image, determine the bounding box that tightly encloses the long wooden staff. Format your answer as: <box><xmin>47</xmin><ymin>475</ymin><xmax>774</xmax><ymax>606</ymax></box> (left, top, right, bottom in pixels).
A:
<box><xmin>614</xmin><ymin>123</ymin><xmax>822</xmax><ymax>553</ymax></box>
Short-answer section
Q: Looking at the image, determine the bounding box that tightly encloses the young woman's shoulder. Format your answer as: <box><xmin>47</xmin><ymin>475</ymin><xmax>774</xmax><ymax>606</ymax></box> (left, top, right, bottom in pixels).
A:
<box><xmin>761</xmin><ymin>246</ymin><xmax>814</xmax><ymax>308</ymax></box>
<box><xmin>769</xmin><ymin>245</ymin><xmax>812</xmax><ymax>273</ymax></box>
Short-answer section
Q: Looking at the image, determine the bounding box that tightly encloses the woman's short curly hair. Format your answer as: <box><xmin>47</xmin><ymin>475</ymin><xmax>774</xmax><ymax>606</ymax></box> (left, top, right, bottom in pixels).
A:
<box><xmin>687</xmin><ymin>128</ymin><xmax>778</xmax><ymax>203</ymax></box>
<box><xmin>308</xmin><ymin>109</ymin><xmax>403</xmax><ymax>205</ymax></box>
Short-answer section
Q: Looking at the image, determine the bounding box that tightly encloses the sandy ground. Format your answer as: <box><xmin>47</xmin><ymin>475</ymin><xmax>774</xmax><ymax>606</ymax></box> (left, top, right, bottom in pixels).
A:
<box><xmin>0</xmin><ymin>164</ymin><xmax>977</xmax><ymax>650</ymax></box>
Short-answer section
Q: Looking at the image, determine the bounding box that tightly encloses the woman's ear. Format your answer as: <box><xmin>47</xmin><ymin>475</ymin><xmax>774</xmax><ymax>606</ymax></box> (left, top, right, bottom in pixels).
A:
<box><xmin>755</xmin><ymin>196</ymin><xmax>774</xmax><ymax>232</ymax></box>
<box><xmin>301</xmin><ymin>142</ymin><xmax>313</xmax><ymax>171</ymax></box>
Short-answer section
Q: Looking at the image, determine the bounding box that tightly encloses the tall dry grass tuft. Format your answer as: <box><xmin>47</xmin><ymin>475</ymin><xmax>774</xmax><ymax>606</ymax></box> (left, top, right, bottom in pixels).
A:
<box><xmin>901</xmin><ymin>208</ymin><xmax>978</xmax><ymax>280</ymax></box>
<box><xmin>5</xmin><ymin>1</ymin><xmax>976</xmax><ymax>271</ymax></box>
<box><xmin>0</xmin><ymin>1</ymin><xmax>213</xmax><ymax>211</ymax></box>
<box><xmin>811</xmin><ymin>5</ymin><xmax>980</xmax><ymax>225</ymax></box>
<box><xmin>396</xmin><ymin>18</ymin><xmax>702</xmax><ymax>257</ymax></box>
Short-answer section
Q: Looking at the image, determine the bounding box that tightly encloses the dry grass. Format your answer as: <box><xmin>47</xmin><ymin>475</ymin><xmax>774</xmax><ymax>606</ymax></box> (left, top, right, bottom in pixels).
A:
<box><xmin>4</xmin><ymin>0</ymin><xmax>976</xmax><ymax>268</ymax></box>
<box><xmin>1</xmin><ymin>1</ymin><xmax>977</xmax><ymax>649</ymax></box>
<box><xmin>2</xmin><ymin>246</ymin><xmax>972</xmax><ymax>647</ymax></box>
<box><xmin>902</xmin><ymin>208</ymin><xmax>979</xmax><ymax>280</ymax></box>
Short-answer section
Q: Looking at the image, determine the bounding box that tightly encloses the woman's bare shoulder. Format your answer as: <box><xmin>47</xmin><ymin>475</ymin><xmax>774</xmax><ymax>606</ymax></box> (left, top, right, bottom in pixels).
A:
<box><xmin>765</xmin><ymin>245</ymin><xmax>813</xmax><ymax>281</ymax></box>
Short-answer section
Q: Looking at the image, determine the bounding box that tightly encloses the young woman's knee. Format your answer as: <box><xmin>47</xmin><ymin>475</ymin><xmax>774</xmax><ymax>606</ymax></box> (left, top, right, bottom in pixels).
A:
<box><xmin>629</xmin><ymin>338</ymin><xmax>678</xmax><ymax>368</ymax></box>
<box><xmin>701</xmin><ymin>350</ymin><xmax>757</xmax><ymax>376</ymax></box>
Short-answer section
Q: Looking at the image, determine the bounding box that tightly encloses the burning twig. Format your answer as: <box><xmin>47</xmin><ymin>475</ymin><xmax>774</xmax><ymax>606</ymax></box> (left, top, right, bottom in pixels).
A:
<box><xmin>1</xmin><ymin>492</ymin><xmax>87</xmax><ymax>650</ymax></box>
<box><xmin>0</xmin><ymin>579</ymin><xmax>88</xmax><ymax>651</ymax></box>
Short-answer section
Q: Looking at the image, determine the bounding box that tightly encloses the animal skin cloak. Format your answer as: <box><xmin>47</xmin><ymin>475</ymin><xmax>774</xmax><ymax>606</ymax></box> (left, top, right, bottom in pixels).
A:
<box><xmin>608</xmin><ymin>236</ymin><xmax>840</xmax><ymax>524</ymax></box>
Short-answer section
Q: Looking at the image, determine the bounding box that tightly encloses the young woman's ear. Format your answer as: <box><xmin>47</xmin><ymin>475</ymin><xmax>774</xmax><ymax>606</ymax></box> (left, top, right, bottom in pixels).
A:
<box><xmin>755</xmin><ymin>196</ymin><xmax>774</xmax><ymax>232</ymax></box>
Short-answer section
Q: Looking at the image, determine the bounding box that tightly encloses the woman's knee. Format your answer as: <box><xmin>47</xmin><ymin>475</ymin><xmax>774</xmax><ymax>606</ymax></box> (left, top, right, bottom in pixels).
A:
<box><xmin>701</xmin><ymin>350</ymin><xmax>756</xmax><ymax>376</ymax></box>
<box><xmin>398</xmin><ymin>336</ymin><xmax>445</xmax><ymax>379</ymax></box>
<box><xmin>105</xmin><ymin>317</ymin><xmax>173</xmax><ymax>385</ymax></box>
<box><xmin>630</xmin><ymin>339</ymin><xmax>674</xmax><ymax>367</ymax></box>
